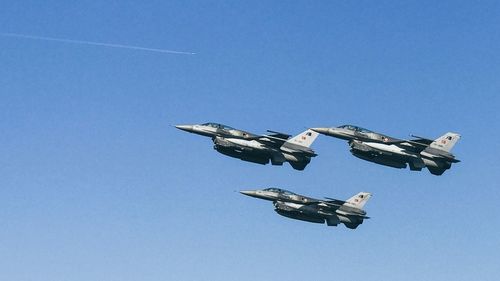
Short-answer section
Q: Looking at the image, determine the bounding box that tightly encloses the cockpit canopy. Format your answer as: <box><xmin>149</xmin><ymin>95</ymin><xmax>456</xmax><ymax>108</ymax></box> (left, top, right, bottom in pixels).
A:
<box><xmin>201</xmin><ymin>122</ymin><xmax>235</xmax><ymax>130</ymax></box>
<box><xmin>263</xmin><ymin>188</ymin><xmax>296</xmax><ymax>195</ymax></box>
<box><xmin>338</xmin><ymin>125</ymin><xmax>374</xmax><ymax>134</ymax></box>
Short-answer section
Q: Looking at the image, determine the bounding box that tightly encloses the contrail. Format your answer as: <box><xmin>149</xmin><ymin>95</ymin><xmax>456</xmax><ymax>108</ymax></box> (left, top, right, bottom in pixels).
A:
<box><xmin>0</xmin><ymin>32</ymin><xmax>195</xmax><ymax>55</ymax></box>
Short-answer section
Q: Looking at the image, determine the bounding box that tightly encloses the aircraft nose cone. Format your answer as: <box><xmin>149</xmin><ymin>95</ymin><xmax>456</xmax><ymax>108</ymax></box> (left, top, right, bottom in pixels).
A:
<box><xmin>240</xmin><ymin>190</ymin><xmax>257</xmax><ymax>197</ymax></box>
<box><xmin>175</xmin><ymin>124</ymin><xmax>194</xmax><ymax>132</ymax></box>
<box><xmin>310</xmin><ymin>127</ymin><xmax>330</xmax><ymax>135</ymax></box>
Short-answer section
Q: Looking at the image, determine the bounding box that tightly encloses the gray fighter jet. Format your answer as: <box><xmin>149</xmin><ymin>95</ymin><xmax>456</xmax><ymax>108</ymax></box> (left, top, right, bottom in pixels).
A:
<box><xmin>240</xmin><ymin>188</ymin><xmax>371</xmax><ymax>229</ymax></box>
<box><xmin>311</xmin><ymin>125</ymin><xmax>461</xmax><ymax>175</ymax></box>
<box><xmin>175</xmin><ymin>122</ymin><xmax>319</xmax><ymax>170</ymax></box>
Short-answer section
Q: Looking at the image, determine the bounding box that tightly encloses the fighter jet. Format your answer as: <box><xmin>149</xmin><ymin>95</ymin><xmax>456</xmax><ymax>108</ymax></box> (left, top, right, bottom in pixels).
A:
<box><xmin>240</xmin><ymin>188</ymin><xmax>371</xmax><ymax>229</ymax></box>
<box><xmin>311</xmin><ymin>125</ymin><xmax>461</xmax><ymax>175</ymax></box>
<box><xmin>175</xmin><ymin>122</ymin><xmax>319</xmax><ymax>170</ymax></box>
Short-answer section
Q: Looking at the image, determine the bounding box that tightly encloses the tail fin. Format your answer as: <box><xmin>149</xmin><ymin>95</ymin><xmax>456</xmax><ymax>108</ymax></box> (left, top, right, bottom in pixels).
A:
<box><xmin>344</xmin><ymin>192</ymin><xmax>372</xmax><ymax>209</ymax></box>
<box><xmin>430</xmin><ymin>132</ymin><xmax>461</xmax><ymax>152</ymax></box>
<box><xmin>285</xmin><ymin>129</ymin><xmax>319</xmax><ymax>148</ymax></box>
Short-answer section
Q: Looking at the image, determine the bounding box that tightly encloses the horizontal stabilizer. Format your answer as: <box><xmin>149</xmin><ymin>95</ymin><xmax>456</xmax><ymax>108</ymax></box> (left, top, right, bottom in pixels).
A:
<box><xmin>434</xmin><ymin>154</ymin><xmax>461</xmax><ymax>163</ymax></box>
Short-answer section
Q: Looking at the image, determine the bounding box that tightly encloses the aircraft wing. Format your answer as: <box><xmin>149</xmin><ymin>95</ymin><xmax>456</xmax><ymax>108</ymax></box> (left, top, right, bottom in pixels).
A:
<box><xmin>410</xmin><ymin>135</ymin><xmax>434</xmax><ymax>145</ymax></box>
<box><xmin>395</xmin><ymin>135</ymin><xmax>436</xmax><ymax>151</ymax></box>
<box><xmin>300</xmin><ymin>198</ymin><xmax>344</xmax><ymax>208</ymax></box>
<box><xmin>253</xmin><ymin>135</ymin><xmax>289</xmax><ymax>148</ymax></box>
<box><xmin>266</xmin><ymin>130</ymin><xmax>291</xmax><ymax>140</ymax></box>
<box><xmin>403</xmin><ymin>140</ymin><xmax>430</xmax><ymax>152</ymax></box>
<box><xmin>306</xmin><ymin>200</ymin><xmax>370</xmax><ymax>219</ymax></box>
<box><xmin>323</xmin><ymin>197</ymin><xmax>347</xmax><ymax>206</ymax></box>
<box><xmin>241</xmin><ymin>130</ymin><xmax>290</xmax><ymax>146</ymax></box>
<box><xmin>379</xmin><ymin>135</ymin><xmax>432</xmax><ymax>153</ymax></box>
<box><xmin>301</xmin><ymin>198</ymin><xmax>345</xmax><ymax>210</ymax></box>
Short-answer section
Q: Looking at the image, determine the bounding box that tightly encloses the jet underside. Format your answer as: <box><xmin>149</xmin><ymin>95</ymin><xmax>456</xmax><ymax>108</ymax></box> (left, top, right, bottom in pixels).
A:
<box><xmin>212</xmin><ymin>137</ymin><xmax>312</xmax><ymax>170</ymax></box>
<box><xmin>240</xmin><ymin>188</ymin><xmax>370</xmax><ymax>230</ymax></box>
<box><xmin>176</xmin><ymin>123</ymin><xmax>318</xmax><ymax>171</ymax></box>
<box><xmin>273</xmin><ymin>201</ymin><xmax>365</xmax><ymax>229</ymax></box>
<box><xmin>349</xmin><ymin>140</ymin><xmax>453</xmax><ymax>174</ymax></box>
<box><xmin>311</xmin><ymin>125</ymin><xmax>460</xmax><ymax>175</ymax></box>
<box><xmin>213</xmin><ymin>137</ymin><xmax>275</xmax><ymax>165</ymax></box>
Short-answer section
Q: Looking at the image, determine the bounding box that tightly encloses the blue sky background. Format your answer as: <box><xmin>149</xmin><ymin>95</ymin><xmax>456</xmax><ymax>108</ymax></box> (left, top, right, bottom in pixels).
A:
<box><xmin>1</xmin><ymin>1</ymin><xmax>499</xmax><ymax>280</ymax></box>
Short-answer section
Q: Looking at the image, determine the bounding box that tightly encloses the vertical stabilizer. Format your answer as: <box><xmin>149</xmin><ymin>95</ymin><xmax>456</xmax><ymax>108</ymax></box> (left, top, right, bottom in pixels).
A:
<box><xmin>430</xmin><ymin>132</ymin><xmax>461</xmax><ymax>152</ymax></box>
<box><xmin>344</xmin><ymin>192</ymin><xmax>372</xmax><ymax>209</ymax></box>
<box><xmin>285</xmin><ymin>129</ymin><xmax>319</xmax><ymax>148</ymax></box>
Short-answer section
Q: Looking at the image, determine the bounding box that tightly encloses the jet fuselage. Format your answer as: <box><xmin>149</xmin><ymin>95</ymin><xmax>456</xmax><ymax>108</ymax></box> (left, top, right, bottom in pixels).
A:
<box><xmin>241</xmin><ymin>188</ymin><xmax>371</xmax><ymax>229</ymax></box>
<box><xmin>312</xmin><ymin>125</ymin><xmax>460</xmax><ymax>175</ymax></box>
<box><xmin>176</xmin><ymin>123</ymin><xmax>318</xmax><ymax>170</ymax></box>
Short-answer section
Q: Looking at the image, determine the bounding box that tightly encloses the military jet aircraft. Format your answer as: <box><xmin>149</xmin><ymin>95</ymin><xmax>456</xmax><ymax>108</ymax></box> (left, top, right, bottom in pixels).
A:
<box><xmin>175</xmin><ymin>122</ymin><xmax>319</xmax><ymax>170</ymax></box>
<box><xmin>311</xmin><ymin>125</ymin><xmax>461</xmax><ymax>175</ymax></box>
<box><xmin>240</xmin><ymin>188</ymin><xmax>371</xmax><ymax>229</ymax></box>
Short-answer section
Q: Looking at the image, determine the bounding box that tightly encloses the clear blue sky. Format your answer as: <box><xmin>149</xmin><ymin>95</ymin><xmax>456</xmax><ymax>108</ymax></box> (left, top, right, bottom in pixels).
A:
<box><xmin>1</xmin><ymin>1</ymin><xmax>499</xmax><ymax>280</ymax></box>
